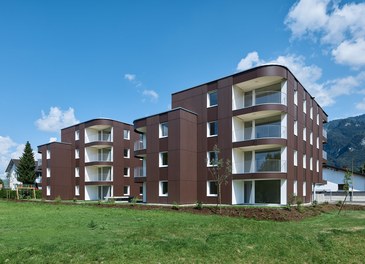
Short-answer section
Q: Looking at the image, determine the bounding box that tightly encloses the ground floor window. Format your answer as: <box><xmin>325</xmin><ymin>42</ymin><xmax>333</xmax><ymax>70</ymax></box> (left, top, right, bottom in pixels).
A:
<box><xmin>124</xmin><ymin>185</ymin><xmax>130</xmax><ymax>195</ymax></box>
<box><xmin>139</xmin><ymin>186</ymin><xmax>143</xmax><ymax>195</ymax></box>
<box><xmin>159</xmin><ymin>181</ymin><xmax>168</xmax><ymax>196</ymax></box>
<box><xmin>255</xmin><ymin>180</ymin><xmax>280</xmax><ymax>203</ymax></box>
<box><xmin>75</xmin><ymin>185</ymin><xmax>80</xmax><ymax>196</ymax></box>
<box><xmin>207</xmin><ymin>181</ymin><xmax>218</xmax><ymax>196</ymax></box>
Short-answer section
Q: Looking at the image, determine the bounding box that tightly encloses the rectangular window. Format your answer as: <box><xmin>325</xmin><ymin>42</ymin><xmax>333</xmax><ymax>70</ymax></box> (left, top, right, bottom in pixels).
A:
<box><xmin>310</xmin><ymin>157</ymin><xmax>313</xmax><ymax>170</ymax></box>
<box><xmin>46</xmin><ymin>186</ymin><xmax>51</xmax><ymax>196</ymax></box>
<box><xmin>207</xmin><ymin>90</ymin><xmax>218</xmax><ymax>107</ymax></box>
<box><xmin>75</xmin><ymin>185</ymin><xmax>80</xmax><ymax>196</ymax></box>
<box><xmin>316</xmin><ymin>113</ymin><xmax>319</xmax><ymax>125</ymax></box>
<box><xmin>159</xmin><ymin>152</ymin><xmax>168</xmax><ymax>167</ymax></box>
<box><xmin>124</xmin><ymin>149</ymin><xmax>130</xmax><ymax>158</ymax></box>
<box><xmin>255</xmin><ymin>149</ymin><xmax>281</xmax><ymax>172</ymax></box>
<box><xmin>139</xmin><ymin>186</ymin><xmax>143</xmax><ymax>195</ymax></box>
<box><xmin>310</xmin><ymin>107</ymin><xmax>313</xmax><ymax>119</ymax></box>
<box><xmin>123</xmin><ymin>129</ymin><xmax>130</xmax><ymax>140</ymax></box>
<box><xmin>159</xmin><ymin>181</ymin><xmax>168</xmax><ymax>196</ymax></box>
<box><xmin>207</xmin><ymin>181</ymin><xmax>218</xmax><ymax>196</ymax></box>
<box><xmin>75</xmin><ymin>167</ymin><xmax>79</xmax><ymax>178</ymax></box>
<box><xmin>207</xmin><ymin>151</ymin><xmax>218</xmax><ymax>167</ymax></box>
<box><xmin>310</xmin><ymin>132</ymin><xmax>313</xmax><ymax>145</ymax></box>
<box><xmin>303</xmin><ymin>99</ymin><xmax>306</xmax><ymax>113</ymax></box>
<box><xmin>75</xmin><ymin>149</ymin><xmax>79</xmax><ymax>159</ymax></box>
<box><xmin>46</xmin><ymin>168</ymin><xmax>51</xmax><ymax>178</ymax></box>
<box><xmin>294</xmin><ymin>150</ymin><xmax>298</xmax><ymax>166</ymax></box>
<box><xmin>293</xmin><ymin>180</ymin><xmax>298</xmax><ymax>196</ymax></box>
<box><xmin>207</xmin><ymin>121</ymin><xmax>218</xmax><ymax>137</ymax></box>
<box><xmin>294</xmin><ymin>91</ymin><xmax>298</xmax><ymax>105</ymax></box>
<box><xmin>316</xmin><ymin>160</ymin><xmax>319</xmax><ymax>172</ymax></box>
<box><xmin>316</xmin><ymin>137</ymin><xmax>319</xmax><ymax>149</ymax></box>
<box><xmin>303</xmin><ymin>128</ymin><xmax>306</xmax><ymax>141</ymax></box>
<box><xmin>124</xmin><ymin>185</ymin><xmax>130</xmax><ymax>195</ymax></box>
<box><xmin>46</xmin><ymin>150</ymin><xmax>51</xmax><ymax>159</ymax></box>
<box><xmin>303</xmin><ymin>181</ymin><xmax>307</xmax><ymax>196</ymax></box>
<box><xmin>303</xmin><ymin>154</ymin><xmax>306</xmax><ymax>169</ymax></box>
<box><xmin>159</xmin><ymin>122</ymin><xmax>168</xmax><ymax>138</ymax></box>
<box><xmin>124</xmin><ymin>167</ymin><xmax>130</xmax><ymax>177</ymax></box>
<box><xmin>75</xmin><ymin>130</ymin><xmax>80</xmax><ymax>141</ymax></box>
<box><xmin>294</xmin><ymin>121</ymin><xmax>298</xmax><ymax>136</ymax></box>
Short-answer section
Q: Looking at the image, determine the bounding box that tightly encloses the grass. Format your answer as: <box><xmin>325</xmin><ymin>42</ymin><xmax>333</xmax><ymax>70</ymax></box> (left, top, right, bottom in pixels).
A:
<box><xmin>0</xmin><ymin>201</ymin><xmax>364</xmax><ymax>263</ymax></box>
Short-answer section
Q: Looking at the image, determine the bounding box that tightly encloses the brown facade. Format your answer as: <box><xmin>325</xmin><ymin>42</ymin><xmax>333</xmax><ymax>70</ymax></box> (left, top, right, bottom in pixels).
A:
<box><xmin>135</xmin><ymin>65</ymin><xmax>328</xmax><ymax>205</ymax></box>
<box><xmin>38</xmin><ymin>119</ymin><xmax>142</xmax><ymax>200</ymax></box>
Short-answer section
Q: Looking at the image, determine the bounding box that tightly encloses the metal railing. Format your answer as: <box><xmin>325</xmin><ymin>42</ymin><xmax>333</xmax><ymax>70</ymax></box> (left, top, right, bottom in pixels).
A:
<box><xmin>232</xmin><ymin>160</ymin><xmax>286</xmax><ymax>174</ymax></box>
<box><xmin>134</xmin><ymin>167</ymin><xmax>146</xmax><ymax>177</ymax></box>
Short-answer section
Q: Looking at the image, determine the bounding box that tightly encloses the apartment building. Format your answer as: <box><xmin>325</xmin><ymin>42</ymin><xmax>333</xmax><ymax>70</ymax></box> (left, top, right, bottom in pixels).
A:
<box><xmin>38</xmin><ymin>119</ymin><xmax>142</xmax><ymax>200</ymax></box>
<box><xmin>134</xmin><ymin>65</ymin><xmax>328</xmax><ymax>205</ymax></box>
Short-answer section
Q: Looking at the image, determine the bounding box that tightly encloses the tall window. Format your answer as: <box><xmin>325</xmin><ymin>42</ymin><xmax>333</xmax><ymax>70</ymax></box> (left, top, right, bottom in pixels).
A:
<box><xmin>75</xmin><ymin>186</ymin><xmax>80</xmax><ymax>196</ymax></box>
<box><xmin>75</xmin><ymin>149</ymin><xmax>80</xmax><ymax>159</ymax></box>
<box><xmin>294</xmin><ymin>150</ymin><xmax>298</xmax><ymax>166</ymax></box>
<box><xmin>46</xmin><ymin>168</ymin><xmax>51</xmax><ymax>178</ymax></box>
<box><xmin>293</xmin><ymin>180</ymin><xmax>298</xmax><ymax>196</ymax></box>
<box><xmin>124</xmin><ymin>167</ymin><xmax>130</xmax><ymax>177</ymax></box>
<box><xmin>75</xmin><ymin>167</ymin><xmax>79</xmax><ymax>178</ymax></box>
<box><xmin>303</xmin><ymin>98</ymin><xmax>307</xmax><ymax>113</ymax></box>
<box><xmin>75</xmin><ymin>130</ymin><xmax>80</xmax><ymax>141</ymax></box>
<box><xmin>159</xmin><ymin>152</ymin><xmax>168</xmax><ymax>167</ymax></box>
<box><xmin>294</xmin><ymin>121</ymin><xmax>298</xmax><ymax>136</ymax></box>
<box><xmin>207</xmin><ymin>91</ymin><xmax>218</xmax><ymax>107</ymax></box>
<box><xmin>303</xmin><ymin>154</ymin><xmax>307</xmax><ymax>169</ymax></box>
<box><xmin>294</xmin><ymin>91</ymin><xmax>298</xmax><ymax>105</ymax></box>
<box><xmin>316</xmin><ymin>137</ymin><xmax>319</xmax><ymax>149</ymax></box>
<box><xmin>46</xmin><ymin>150</ymin><xmax>51</xmax><ymax>159</ymax></box>
<box><xmin>303</xmin><ymin>128</ymin><xmax>306</xmax><ymax>141</ymax></box>
<box><xmin>303</xmin><ymin>182</ymin><xmax>307</xmax><ymax>196</ymax></box>
<box><xmin>310</xmin><ymin>132</ymin><xmax>313</xmax><ymax>145</ymax></box>
<box><xmin>159</xmin><ymin>181</ymin><xmax>168</xmax><ymax>196</ymax></box>
<box><xmin>207</xmin><ymin>121</ymin><xmax>218</xmax><ymax>137</ymax></box>
<box><xmin>46</xmin><ymin>186</ymin><xmax>51</xmax><ymax>196</ymax></box>
<box><xmin>159</xmin><ymin>123</ymin><xmax>168</xmax><ymax>138</ymax></box>
<box><xmin>123</xmin><ymin>129</ymin><xmax>130</xmax><ymax>140</ymax></box>
<box><xmin>207</xmin><ymin>151</ymin><xmax>218</xmax><ymax>166</ymax></box>
<box><xmin>124</xmin><ymin>149</ymin><xmax>130</xmax><ymax>158</ymax></box>
<box><xmin>207</xmin><ymin>181</ymin><xmax>218</xmax><ymax>196</ymax></box>
<box><xmin>310</xmin><ymin>157</ymin><xmax>313</xmax><ymax>171</ymax></box>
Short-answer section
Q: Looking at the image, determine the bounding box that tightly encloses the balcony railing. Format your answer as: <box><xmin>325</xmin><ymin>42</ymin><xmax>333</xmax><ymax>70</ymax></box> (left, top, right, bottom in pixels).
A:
<box><xmin>322</xmin><ymin>150</ymin><xmax>327</xmax><ymax>160</ymax></box>
<box><xmin>234</xmin><ymin>125</ymin><xmax>286</xmax><ymax>142</ymax></box>
<box><xmin>244</xmin><ymin>91</ymin><xmax>287</xmax><ymax>108</ymax></box>
<box><xmin>85</xmin><ymin>174</ymin><xmax>112</xmax><ymax>182</ymax></box>
<box><xmin>87</xmin><ymin>134</ymin><xmax>112</xmax><ymax>142</ymax></box>
<box><xmin>233</xmin><ymin>160</ymin><xmax>286</xmax><ymax>174</ymax></box>
<box><xmin>134</xmin><ymin>167</ymin><xmax>146</xmax><ymax>178</ymax></box>
<box><xmin>134</xmin><ymin>140</ymin><xmax>146</xmax><ymax>151</ymax></box>
<box><xmin>323</xmin><ymin>129</ymin><xmax>327</xmax><ymax>139</ymax></box>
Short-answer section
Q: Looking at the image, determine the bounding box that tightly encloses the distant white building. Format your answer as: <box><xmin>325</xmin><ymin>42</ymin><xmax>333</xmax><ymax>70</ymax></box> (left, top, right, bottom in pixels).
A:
<box><xmin>316</xmin><ymin>165</ymin><xmax>365</xmax><ymax>192</ymax></box>
<box><xmin>4</xmin><ymin>159</ymin><xmax>42</xmax><ymax>190</ymax></box>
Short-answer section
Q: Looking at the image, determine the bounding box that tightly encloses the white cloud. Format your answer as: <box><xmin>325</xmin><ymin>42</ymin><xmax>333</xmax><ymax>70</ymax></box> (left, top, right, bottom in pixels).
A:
<box><xmin>0</xmin><ymin>136</ymin><xmax>25</xmax><ymax>177</ymax></box>
<box><xmin>285</xmin><ymin>0</ymin><xmax>365</xmax><ymax>68</ymax></box>
<box><xmin>236</xmin><ymin>51</ymin><xmax>263</xmax><ymax>72</ymax></box>
<box><xmin>332</xmin><ymin>38</ymin><xmax>365</xmax><ymax>67</ymax></box>
<box><xmin>356</xmin><ymin>98</ymin><xmax>365</xmax><ymax>111</ymax></box>
<box><xmin>35</xmin><ymin>107</ymin><xmax>79</xmax><ymax>132</ymax></box>
<box><xmin>236</xmin><ymin>51</ymin><xmax>365</xmax><ymax>107</ymax></box>
<box><xmin>124</xmin><ymin>73</ymin><xmax>136</xmax><ymax>81</ymax></box>
<box><xmin>49</xmin><ymin>137</ymin><xmax>57</xmax><ymax>143</ymax></box>
<box><xmin>142</xmin><ymin>89</ymin><xmax>159</xmax><ymax>102</ymax></box>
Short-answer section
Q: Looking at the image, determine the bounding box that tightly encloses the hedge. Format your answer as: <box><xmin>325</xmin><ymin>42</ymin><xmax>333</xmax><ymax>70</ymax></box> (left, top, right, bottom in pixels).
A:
<box><xmin>0</xmin><ymin>189</ymin><xmax>42</xmax><ymax>199</ymax></box>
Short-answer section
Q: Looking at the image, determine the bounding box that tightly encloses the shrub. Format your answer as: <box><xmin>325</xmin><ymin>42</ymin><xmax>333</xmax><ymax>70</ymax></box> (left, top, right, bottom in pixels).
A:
<box><xmin>172</xmin><ymin>202</ymin><xmax>180</xmax><ymax>210</ymax></box>
<box><xmin>130</xmin><ymin>197</ymin><xmax>138</xmax><ymax>206</ymax></box>
<box><xmin>35</xmin><ymin>190</ymin><xmax>42</xmax><ymax>199</ymax></box>
<box><xmin>194</xmin><ymin>201</ymin><xmax>203</xmax><ymax>210</ymax></box>
<box><xmin>312</xmin><ymin>200</ymin><xmax>318</xmax><ymax>207</ymax></box>
<box><xmin>0</xmin><ymin>189</ymin><xmax>16</xmax><ymax>199</ymax></box>
<box><xmin>336</xmin><ymin>201</ymin><xmax>343</xmax><ymax>207</ymax></box>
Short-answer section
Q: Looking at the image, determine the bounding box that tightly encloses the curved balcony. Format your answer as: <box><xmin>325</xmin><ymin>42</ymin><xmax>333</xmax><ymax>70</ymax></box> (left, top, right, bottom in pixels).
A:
<box><xmin>233</xmin><ymin>160</ymin><xmax>287</xmax><ymax>174</ymax></box>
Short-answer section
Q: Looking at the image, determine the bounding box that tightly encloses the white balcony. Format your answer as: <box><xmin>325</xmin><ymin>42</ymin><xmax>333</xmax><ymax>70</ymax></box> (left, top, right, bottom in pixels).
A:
<box><xmin>85</xmin><ymin>126</ymin><xmax>113</xmax><ymax>143</ymax></box>
<box><xmin>85</xmin><ymin>147</ymin><xmax>113</xmax><ymax>162</ymax></box>
<box><xmin>85</xmin><ymin>166</ymin><xmax>113</xmax><ymax>182</ymax></box>
<box><xmin>134</xmin><ymin>167</ymin><xmax>146</xmax><ymax>178</ymax></box>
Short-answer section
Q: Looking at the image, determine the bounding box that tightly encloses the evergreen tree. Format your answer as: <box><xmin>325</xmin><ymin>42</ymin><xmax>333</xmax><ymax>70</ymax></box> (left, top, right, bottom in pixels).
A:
<box><xmin>16</xmin><ymin>141</ymin><xmax>36</xmax><ymax>184</ymax></box>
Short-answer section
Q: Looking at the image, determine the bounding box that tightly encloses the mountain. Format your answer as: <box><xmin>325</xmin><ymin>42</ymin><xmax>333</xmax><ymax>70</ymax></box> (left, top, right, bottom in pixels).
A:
<box><xmin>324</xmin><ymin>114</ymin><xmax>365</xmax><ymax>171</ymax></box>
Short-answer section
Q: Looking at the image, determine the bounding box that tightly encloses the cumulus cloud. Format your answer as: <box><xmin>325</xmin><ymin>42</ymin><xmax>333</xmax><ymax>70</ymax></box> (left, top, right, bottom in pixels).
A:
<box><xmin>236</xmin><ymin>51</ymin><xmax>365</xmax><ymax>107</ymax></box>
<box><xmin>142</xmin><ymin>89</ymin><xmax>159</xmax><ymax>102</ymax></box>
<box><xmin>285</xmin><ymin>0</ymin><xmax>365</xmax><ymax>68</ymax></box>
<box><xmin>0</xmin><ymin>136</ymin><xmax>25</xmax><ymax>178</ymax></box>
<box><xmin>49</xmin><ymin>137</ymin><xmax>57</xmax><ymax>143</ymax></box>
<box><xmin>356</xmin><ymin>98</ymin><xmax>365</xmax><ymax>111</ymax></box>
<box><xmin>35</xmin><ymin>107</ymin><xmax>79</xmax><ymax>132</ymax></box>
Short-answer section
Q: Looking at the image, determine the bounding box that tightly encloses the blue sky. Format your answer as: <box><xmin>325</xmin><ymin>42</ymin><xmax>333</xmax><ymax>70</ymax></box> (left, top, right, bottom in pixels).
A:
<box><xmin>1</xmin><ymin>0</ymin><xmax>365</xmax><ymax>175</ymax></box>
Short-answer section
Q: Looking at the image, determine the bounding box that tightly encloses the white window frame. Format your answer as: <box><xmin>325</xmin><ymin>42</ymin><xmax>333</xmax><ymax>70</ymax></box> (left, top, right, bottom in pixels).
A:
<box><xmin>124</xmin><ymin>167</ymin><xmax>130</xmax><ymax>177</ymax></box>
<box><xmin>159</xmin><ymin>123</ymin><xmax>168</xmax><ymax>138</ymax></box>
<box><xmin>46</xmin><ymin>168</ymin><xmax>51</xmax><ymax>178</ymax></box>
<box><xmin>316</xmin><ymin>113</ymin><xmax>319</xmax><ymax>125</ymax></box>
<box><xmin>159</xmin><ymin>181</ymin><xmax>168</xmax><ymax>196</ymax></box>
<box><xmin>207</xmin><ymin>90</ymin><xmax>218</xmax><ymax>107</ymax></box>
<box><xmin>159</xmin><ymin>152</ymin><xmax>168</xmax><ymax>167</ymax></box>
<box><xmin>316</xmin><ymin>137</ymin><xmax>319</xmax><ymax>149</ymax></box>
<box><xmin>207</xmin><ymin>121</ymin><xmax>218</xmax><ymax>137</ymax></box>
<box><xmin>123</xmin><ymin>129</ymin><xmax>130</xmax><ymax>140</ymax></box>
<box><xmin>310</xmin><ymin>132</ymin><xmax>313</xmax><ymax>145</ymax></box>
<box><xmin>310</xmin><ymin>157</ymin><xmax>313</xmax><ymax>171</ymax></box>
<box><xmin>303</xmin><ymin>154</ymin><xmax>306</xmax><ymax>169</ymax></box>
<box><xmin>303</xmin><ymin>99</ymin><xmax>306</xmax><ymax>113</ymax></box>
<box><xmin>207</xmin><ymin>181</ymin><xmax>218</xmax><ymax>197</ymax></box>
<box><xmin>207</xmin><ymin>151</ymin><xmax>218</xmax><ymax>167</ymax></box>
<box><xmin>75</xmin><ymin>185</ymin><xmax>80</xmax><ymax>196</ymax></box>
<box><xmin>124</xmin><ymin>185</ymin><xmax>130</xmax><ymax>196</ymax></box>
<box><xmin>316</xmin><ymin>160</ymin><xmax>319</xmax><ymax>172</ymax></box>
<box><xmin>75</xmin><ymin>149</ymin><xmax>80</xmax><ymax>159</ymax></box>
<box><xmin>75</xmin><ymin>130</ymin><xmax>80</xmax><ymax>141</ymax></box>
<box><xmin>303</xmin><ymin>181</ymin><xmax>307</xmax><ymax>196</ymax></box>
<box><xmin>124</xmin><ymin>149</ymin><xmax>130</xmax><ymax>158</ymax></box>
<box><xmin>294</xmin><ymin>91</ymin><xmax>298</xmax><ymax>106</ymax></box>
<box><xmin>46</xmin><ymin>186</ymin><xmax>51</xmax><ymax>196</ymax></box>
<box><xmin>46</xmin><ymin>150</ymin><xmax>51</xmax><ymax>159</ymax></box>
<box><xmin>293</xmin><ymin>180</ymin><xmax>298</xmax><ymax>196</ymax></box>
<box><xmin>75</xmin><ymin>167</ymin><xmax>80</xmax><ymax>178</ymax></box>
<box><xmin>294</xmin><ymin>121</ymin><xmax>298</xmax><ymax>136</ymax></box>
<box><xmin>294</xmin><ymin>150</ymin><xmax>298</xmax><ymax>166</ymax></box>
<box><xmin>303</xmin><ymin>127</ymin><xmax>306</xmax><ymax>141</ymax></box>
<box><xmin>310</xmin><ymin>107</ymin><xmax>313</xmax><ymax>119</ymax></box>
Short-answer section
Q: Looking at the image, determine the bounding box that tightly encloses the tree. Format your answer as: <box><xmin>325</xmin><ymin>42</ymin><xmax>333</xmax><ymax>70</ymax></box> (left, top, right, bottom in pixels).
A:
<box><xmin>338</xmin><ymin>169</ymin><xmax>352</xmax><ymax>215</ymax></box>
<box><xmin>16</xmin><ymin>141</ymin><xmax>36</xmax><ymax>185</ymax></box>
<box><xmin>207</xmin><ymin>145</ymin><xmax>232</xmax><ymax>214</ymax></box>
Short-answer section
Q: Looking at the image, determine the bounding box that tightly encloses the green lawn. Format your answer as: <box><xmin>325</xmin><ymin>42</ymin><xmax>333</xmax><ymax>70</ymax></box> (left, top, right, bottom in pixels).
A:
<box><xmin>0</xmin><ymin>201</ymin><xmax>364</xmax><ymax>263</ymax></box>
